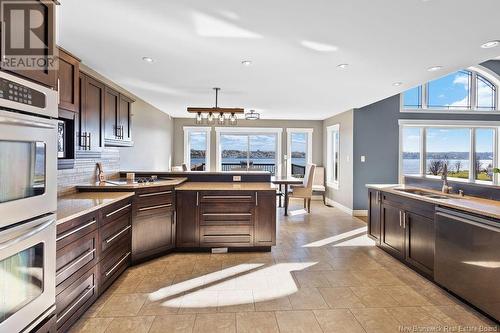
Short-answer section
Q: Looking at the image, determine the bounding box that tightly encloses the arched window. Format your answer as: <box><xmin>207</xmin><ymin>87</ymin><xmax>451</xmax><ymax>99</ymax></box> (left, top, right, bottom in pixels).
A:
<box><xmin>402</xmin><ymin>68</ymin><xmax>498</xmax><ymax>112</ymax></box>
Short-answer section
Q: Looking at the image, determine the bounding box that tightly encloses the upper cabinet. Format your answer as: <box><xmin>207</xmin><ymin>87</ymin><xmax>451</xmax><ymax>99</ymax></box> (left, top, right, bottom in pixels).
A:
<box><xmin>0</xmin><ymin>0</ymin><xmax>57</xmax><ymax>89</ymax></box>
<box><xmin>57</xmin><ymin>47</ymin><xmax>80</xmax><ymax>112</ymax></box>
<box><xmin>104</xmin><ymin>87</ymin><xmax>134</xmax><ymax>147</ymax></box>
<box><xmin>79</xmin><ymin>73</ymin><xmax>104</xmax><ymax>150</ymax></box>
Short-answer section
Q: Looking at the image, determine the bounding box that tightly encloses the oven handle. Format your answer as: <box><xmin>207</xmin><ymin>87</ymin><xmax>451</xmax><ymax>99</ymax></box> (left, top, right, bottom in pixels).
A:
<box><xmin>0</xmin><ymin>219</ymin><xmax>55</xmax><ymax>251</ymax></box>
<box><xmin>0</xmin><ymin>115</ymin><xmax>56</xmax><ymax>129</ymax></box>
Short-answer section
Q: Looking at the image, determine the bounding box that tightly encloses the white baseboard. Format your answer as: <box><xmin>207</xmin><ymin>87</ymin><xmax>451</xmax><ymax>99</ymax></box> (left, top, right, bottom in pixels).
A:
<box><xmin>353</xmin><ymin>210</ymin><xmax>368</xmax><ymax>217</ymax></box>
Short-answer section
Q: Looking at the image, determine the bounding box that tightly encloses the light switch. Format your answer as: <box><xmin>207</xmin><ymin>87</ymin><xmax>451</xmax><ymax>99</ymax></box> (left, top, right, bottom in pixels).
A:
<box><xmin>346</xmin><ymin>155</ymin><xmax>350</xmax><ymax>162</ymax></box>
<box><xmin>361</xmin><ymin>155</ymin><xmax>366</xmax><ymax>163</ymax></box>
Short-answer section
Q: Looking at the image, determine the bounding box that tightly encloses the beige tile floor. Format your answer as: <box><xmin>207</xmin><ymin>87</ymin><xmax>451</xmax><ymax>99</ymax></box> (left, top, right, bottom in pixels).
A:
<box><xmin>70</xmin><ymin>201</ymin><xmax>498</xmax><ymax>333</ymax></box>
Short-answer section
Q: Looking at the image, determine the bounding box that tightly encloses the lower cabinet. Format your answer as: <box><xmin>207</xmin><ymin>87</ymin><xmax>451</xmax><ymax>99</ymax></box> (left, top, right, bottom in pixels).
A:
<box><xmin>55</xmin><ymin>197</ymin><xmax>132</xmax><ymax>332</ymax></box>
<box><xmin>367</xmin><ymin>189</ymin><xmax>381</xmax><ymax>243</ymax></box>
<box><xmin>376</xmin><ymin>192</ymin><xmax>435</xmax><ymax>277</ymax></box>
<box><xmin>176</xmin><ymin>190</ymin><xmax>276</xmax><ymax>249</ymax></box>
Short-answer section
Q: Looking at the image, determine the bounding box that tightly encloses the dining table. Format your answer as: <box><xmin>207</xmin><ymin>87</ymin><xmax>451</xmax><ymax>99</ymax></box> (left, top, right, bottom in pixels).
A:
<box><xmin>271</xmin><ymin>176</ymin><xmax>304</xmax><ymax>216</ymax></box>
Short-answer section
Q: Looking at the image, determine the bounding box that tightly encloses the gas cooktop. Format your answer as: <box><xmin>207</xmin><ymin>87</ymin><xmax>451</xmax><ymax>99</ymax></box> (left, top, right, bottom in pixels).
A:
<box><xmin>105</xmin><ymin>177</ymin><xmax>174</xmax><ymax>185</ymax></box>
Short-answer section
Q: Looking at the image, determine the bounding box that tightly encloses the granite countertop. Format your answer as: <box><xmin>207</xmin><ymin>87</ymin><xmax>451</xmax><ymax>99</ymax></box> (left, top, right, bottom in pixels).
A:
<box><xmin>57</xmin><ymin>192</ymin><xmax>135</xmax><ymax>225</ymax></box>
<box><xmin>366</xmin><ymin>184</ymin><xmax>500</xmax><ymax>219</ymax></box>
<box><xmin>76</xmin><ymin>177</ymin><xmax>187</xmax><ymax>190</ymax></box>
<box><xmin>176</xmin><ymin>182</ymin><xmax>276</xmax><ymax>191</ymax></box>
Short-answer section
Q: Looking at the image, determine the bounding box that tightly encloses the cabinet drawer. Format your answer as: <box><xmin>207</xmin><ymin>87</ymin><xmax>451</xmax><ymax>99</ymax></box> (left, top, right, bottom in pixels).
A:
<box><xmin>100</xmin><ymin>213</ymin><xmax>131</xmax><ymax>255</ymax></box>
<box><xmin>200</xmin><ymin>204</ymin><xmax>254</xmax><ymax>225</ymax></box>
<box><xmin>57</xmin><ymin>212</ymin><xmax>98</xmax><ymax>250</ymax></box>
<box><xmin>200</xmin><ymin>225</ymin><xmax>253</xmax><ymax>246</ymax></box>
<box><xmin>56</xmin><ymin>228</ymin><xmax>99</xmax><ymax>294</ymax></box>
<box><xmin>136</xmin><ymin>202</ymin><xmax>173</xmax><ymax>217</ymax></box>
<box><xmin>101</xmin><ymin>200</ymin><xmax>132</xmax><ymax>226</ymax></box>
<box><xmin>199</xmin><ymin>191</ymin><xmax>255</xmax><ymax>204</ymax></box>
<box><xmin>56</xmin><ymin>265</ymin><xmax>98</xmax><ymax>332</ymax></box>
<box><xmin>98</xmin><ymin>242</ymin><xmax>131</xmax><ymax>292</ymax></box>
<box><xmin>136</xmin><ymin>189</ymin><xmax>174</xmax><ymax>208</ymax></box>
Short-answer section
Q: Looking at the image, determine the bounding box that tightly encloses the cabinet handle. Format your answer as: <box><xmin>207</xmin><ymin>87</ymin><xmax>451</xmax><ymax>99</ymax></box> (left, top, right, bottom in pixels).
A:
<box><xmin>105</xmin><ymin>204</ymin><xmax>131</xmax><ymax>218</ymax></box>
<box><xmin>202</xmin><ymin>213</ymin><xmax>252</xmax><ymax>216</ymax></box>
<box><xmin>57</xmin><ymin>219</ymin><xmax>97</xmax><ymax>242</ymax></box>
<box><xmin>105</xmin><ymin>252</ymin><xmax>131</xmax><ymax>277</ymax></box>
<box><xmin>87</xmin><ymin>132</ymin><xmax>91</xmax><ymax>150</ymax></box>
<box><xmin>57</xmin><ymin>78</ymin><xmax>61</xmax><ymax>103</ymax></box>
<box><xmin>138</xmin><ymin>191</ymin><xmax>172</xmax><ymax>197</ymax></box>
<box><xmin>56</xmin><ymin>285</ymin><xmax>95</xmax><ymax>324</ymax></box>
<box><xmin>403</xmin><ymin>212</ymin><xmax>407</xmax><ymax>229</ymax></box>
<box><xmin>105</xmin><ymin>225</ymin><xmax>131</xmax><ymax>244</ymax></box>
<box><xmin>80</xmin><ymin>132</ymin><xmax>86</xmax><ymax>148</ymax></box>
<box><xmin>399</xmin><ymin>211</ymin><xmax>402</xmax><ymax>227</ymax></box>
<box><xmin>196</xmin><ymin>192</ymin><xmax>199</xmax><ymax>206</ymax></box>
<box><xmin>138</xmin><ymin>203</ymin><xmax>172</xmax><ymax>212</ymax></box>
<box><xmin>203</xmin><ymin>195</ymin><xmax>252</xmax><ymax>199</ymax></box>
<box><xmin>255</xmin><ymin>192</ymin><xmax>258</xmax><ymax>206</ymax></box>
<box><xmin>121</xmin><ymin>125</ymin><xmax>124</xmax><ymax>139</ymax></box>
<box><xmin>56</xmin><ymin>249</ymin><xmax>96</xmax><ymax>278</ymax></box>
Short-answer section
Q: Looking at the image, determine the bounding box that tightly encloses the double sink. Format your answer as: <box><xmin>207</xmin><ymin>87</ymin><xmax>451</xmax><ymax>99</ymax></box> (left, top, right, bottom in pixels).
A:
<box><xmin>394</xmin><ymin>188</ymin><xmax>458</xmax><ymax>200</ymax></box>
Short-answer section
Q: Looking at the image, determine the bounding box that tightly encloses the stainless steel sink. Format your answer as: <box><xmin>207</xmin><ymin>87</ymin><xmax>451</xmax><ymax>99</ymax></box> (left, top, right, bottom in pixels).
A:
<box><xmin>394</xmin><ymin>188</ymin><xmax>455</xmax><ymax>200</ymax></box>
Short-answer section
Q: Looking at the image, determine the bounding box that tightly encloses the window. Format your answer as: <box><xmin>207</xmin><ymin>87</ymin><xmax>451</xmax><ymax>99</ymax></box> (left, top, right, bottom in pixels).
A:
<box><xmin>183</xmin><ymin>127</ymin><xmax>211</xmax><ymax>171</ymax></box>
<box><xmin>401</xmin><ymin>67</ymin><xmax>499</xmax><ymax>113</ymax></box>
<box><xmin>287</xmin><ymin>128</ymin><xmax>313</xmax><ymax>178</ymax></box>
<box><xmin>399</xmin><ymin>120</ymin><xmax>499</xmax><ymax>185</ymax></box>
<box><xmin>326</xmin><ymin>124</ymin><xmax>340</xmax><ymax>188</ymax></box>
<box><xmin>215</xmin><ymin>127</ymin><xmax>282</xmax><ymax>176</ymax></box>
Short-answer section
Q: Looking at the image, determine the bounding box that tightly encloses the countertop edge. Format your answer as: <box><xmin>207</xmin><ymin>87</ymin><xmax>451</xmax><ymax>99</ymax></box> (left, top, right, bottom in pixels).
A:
<box><xmin>57</xmin><ymin>192</ymin><xmax>135</xmax><ymax>225</ymax></box>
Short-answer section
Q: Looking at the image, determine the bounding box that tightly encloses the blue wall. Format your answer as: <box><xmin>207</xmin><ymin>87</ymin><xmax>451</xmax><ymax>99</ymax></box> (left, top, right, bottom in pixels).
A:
<box><xmin>352</xmin><ymin>60</ymin><xmax>500</xmax><ymax>210</ymax></box>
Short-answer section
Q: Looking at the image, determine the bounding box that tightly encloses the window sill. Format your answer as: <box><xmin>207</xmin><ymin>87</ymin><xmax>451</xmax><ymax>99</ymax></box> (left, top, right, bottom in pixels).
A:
<box><xmin>404</xmin><ymin>174</ymin><xmax>497</xmax><ymax>186</ymax></box>
<box><xmin>400</xmin><ymin>108</ymin><xmax>500</xmax><ymax>115</ymax></box>
<box><xmin>327</xmin><ymin>181</ymin><xmax>339</xmax><ymax>190</ymax></box>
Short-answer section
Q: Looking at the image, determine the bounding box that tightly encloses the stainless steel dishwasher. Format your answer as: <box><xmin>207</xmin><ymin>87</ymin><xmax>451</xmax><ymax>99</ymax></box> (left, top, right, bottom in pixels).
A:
<box><xmin>435</xmin><ymin>207</ymin><xmax>500</xmax><ymax>321</ymax></box>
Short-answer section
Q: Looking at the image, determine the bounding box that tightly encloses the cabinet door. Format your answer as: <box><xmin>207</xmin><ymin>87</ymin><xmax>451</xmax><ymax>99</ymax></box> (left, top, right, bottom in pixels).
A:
<box><xmin>404</xmin><ymin>212</ymin><xmax>434</xmax><ymax>277</ymax></box>
<box><xmin>176</xmin><ymin>191</ymin><xmax>199</xmax><ymax>247</ymax></box>
<box><xmin>380</xmin><ymin>203</ymin><xmax>405</xmax><ymax>260</ymax></box>
<box><xmin>254</xmin><ymin>191</ymin><xmax>276</xmax><ymax>246</ymax></box>
<box><xmin>1</xmin><ymin>0</ymin><xmax>56</xmax><ymax>88</ymax></box>
<box><xmin>119</xmin><ymin>94</ymin><xmax>133</xmax><ymax>142</ymax></box>
<box><xmin>80</xmin><ymin>73</ymin><xmax>104</xmax><ymax>150</ymax></box>
<box><xmin>367</xmin><ymin>189</ymin><xmax>381</xmax><ymax>243</ymax></box>
<box><xmin>132</xmin><ymin>208</ymin><xmax>173</xmax><ymax>262</ymax></box>
<box><xmin>57</xmin><ymin>47</ymin><xmax>80</xmax><ymax>112</ymax></box>
<box><xmin>104</xmin><ymin>87</ymin><xmax>119</xmax><ymax>140</ymax></box>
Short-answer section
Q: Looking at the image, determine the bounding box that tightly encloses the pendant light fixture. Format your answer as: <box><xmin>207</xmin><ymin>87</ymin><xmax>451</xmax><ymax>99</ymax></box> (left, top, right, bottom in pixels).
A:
<box><xmin>187</xmin><ymin>88</ymin><xmax>244</xmax><ymax>125</ymax></box>
<box><xmin>245</xmin><ymin>109</ymin><xmax>260</xmax><ymax>120</ymax></box>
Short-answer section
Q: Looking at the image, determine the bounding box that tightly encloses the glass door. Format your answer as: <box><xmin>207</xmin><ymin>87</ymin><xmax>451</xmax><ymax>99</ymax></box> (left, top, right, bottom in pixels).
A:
<box><xmin>289</xmin><ymin>132</ymin><xmax>308</xmax><ymax>178</ymax></box>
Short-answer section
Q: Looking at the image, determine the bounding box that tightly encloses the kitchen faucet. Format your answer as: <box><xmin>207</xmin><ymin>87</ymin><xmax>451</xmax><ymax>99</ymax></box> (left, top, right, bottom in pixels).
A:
<box><xmin>441</xmin><ymin>163</ymin><xmax>452</xmax><ymax>194</ymax></box>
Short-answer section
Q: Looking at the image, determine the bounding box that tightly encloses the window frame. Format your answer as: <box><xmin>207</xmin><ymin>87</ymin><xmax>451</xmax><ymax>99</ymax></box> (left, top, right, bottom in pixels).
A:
<box><xmin>286</xmin><ymin>128</ymin><xmax>313</xmax><ymax>178</ymax></box>
<box><xmin>326</xmin><ymin>124</ymin><xmax>340</xmax><ymax>189</ymax></box>
<box><xmin>214</xmin><ymin>127</ymin><xmax>283</xmax><ymax>177</ymax></box>
<box><xmin>398</xmin><ymin>119</ymin><xmax>500</xmax><ymax>185</ymax></box>
<box><xmin>183</xmin><ymin>126</ymin><xmax>211</xmax><ymax>172</ymax></box>
<box><xmin>400</xmin><ymin>66</ymin><xmax>500</xmax><ymax>114</ymax></box>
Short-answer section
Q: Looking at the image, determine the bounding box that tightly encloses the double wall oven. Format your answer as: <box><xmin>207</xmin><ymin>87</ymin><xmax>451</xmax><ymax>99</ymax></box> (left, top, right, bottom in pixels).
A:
<box><xmin>0</xmin><ymin>71</ymin><xmax>58</xmax><ymax>333</ymax></box>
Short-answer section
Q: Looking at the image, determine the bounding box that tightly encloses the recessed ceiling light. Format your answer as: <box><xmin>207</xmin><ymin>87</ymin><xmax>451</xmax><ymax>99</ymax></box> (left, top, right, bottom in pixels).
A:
<box><xmin>241</xmin><ymin>60</ymin><xmax>252</xmax><ymax>66</ymax></box>
<box><xmin>337</xmin><ymin>63</ymin><xmax>349</xmax><ymax>69</ymax></box>
<box><xmin>427</xmin><ymin>66</ymin><xmax>443</xmax><ymax>72</ymax></box>
<box><xmin>392</xmin><ymin>82</ymin><xmax>403</xmax><ymax>86</ymax></box>
<box><xmin>142</xmin><ymin>56</ymin><xmax>154</xmax><ymax>63</ymax></box>
<box><xmin>481</xmin><ymin>40</ymin><xmax>500</xmax><ymax>49</ymax></box>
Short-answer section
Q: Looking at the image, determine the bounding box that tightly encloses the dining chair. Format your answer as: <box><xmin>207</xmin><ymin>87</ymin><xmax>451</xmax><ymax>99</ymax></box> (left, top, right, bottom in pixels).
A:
<box><xmin>287</xmin><ymin>164</ymin><xmax>316</xmax><ymax>213</ymax></box>
<box><xmin>312</xmin><ymin>166</ymin><xmax>326</xmax><ymax>205</ymax></box>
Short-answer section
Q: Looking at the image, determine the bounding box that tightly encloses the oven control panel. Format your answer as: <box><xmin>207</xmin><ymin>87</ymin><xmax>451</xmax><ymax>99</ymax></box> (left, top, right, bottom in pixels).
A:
<box><xmin>0</xmin><ymin>78</ymin><xmax>46</xmax><ymax>108</ymax></box>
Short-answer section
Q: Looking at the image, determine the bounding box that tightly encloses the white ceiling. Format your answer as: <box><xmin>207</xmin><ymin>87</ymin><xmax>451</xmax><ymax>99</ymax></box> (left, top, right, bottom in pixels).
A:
<box><xmin>58</xmin><ymin>0</ymin><xmax>500</xmax><ymax>120</ymax></box>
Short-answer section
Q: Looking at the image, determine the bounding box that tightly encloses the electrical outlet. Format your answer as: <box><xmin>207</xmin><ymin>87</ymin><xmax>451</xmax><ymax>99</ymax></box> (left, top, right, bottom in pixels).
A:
<box><xmin>233</xmin><ymin>175</ymin><xmax>241</xmax><ymax>181</ymax></box>
<box><xmin>361</xmin><ymin>156</ymin><xmax>366</xmax><ymax>162</ymax></box>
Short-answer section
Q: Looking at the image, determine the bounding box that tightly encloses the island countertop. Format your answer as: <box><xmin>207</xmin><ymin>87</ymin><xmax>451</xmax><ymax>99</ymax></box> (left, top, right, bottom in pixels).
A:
<box><xmin>367</xmin><ymin>184</ymin><xmax>500</xmax><ymax>219</ymax></box>
<box><xmin>175</xmin><ymin>182</ymin><xmax>276</xmax><ymax>191</ymax></box>
<box><xmin>57</xmin><ymin>191</ymin><xmax>135</xmax><ymax>225</ymax></box>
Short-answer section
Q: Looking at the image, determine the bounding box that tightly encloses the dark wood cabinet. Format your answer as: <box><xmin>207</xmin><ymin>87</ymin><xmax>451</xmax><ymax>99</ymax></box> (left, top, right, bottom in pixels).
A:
<box><xmin>254</xmin><ymin>191</ymin><xmax>276</xmax><ymax>246</ymax></box>
<box><xmin>380</xmin><ymin>202</ymin><xmax>405</xmax><ymax>260</ymax></box>
<box><xmin>176</xmin><ymin>190</ymin><xmax>276</xmax><ymax>249</ymax></box>
<box><xmin>104</xmin><ymin>88</ymin><xmax>134</xmax><ymax>147</ymax></box>
<box><xmin>367</xmin><ymin>189</ymin><xmax>381</xmax><ymax>243</ymax></box>
<box><xmin>375</xmin><ymin>191</ymin><xmax>435</xmax><ymax>277</ymax></box>
<box><xmin>404</xmin><ymin>211</ymin><xmax>434</xmax><ymax>276</ymax></box>
<box><xmin>79</xmin><ymin>73</ymin><xmax>104</xmax><ymax>150</ymax></box>
<box><xmin>55</xmin><ymin>197</ymin><xmax>132</xmax><ymax>332</ymax></box>
<box><xmin>57</xmin><ymin>47</ymin><xmax>80</xmax><ymax>112</ymax></box>
<box><xmin>1</xmin><ymin>0</ymin><xmax>57</xmax><ymax>88</ymax></box>
<box><xmin>176</xmin><ymin>191</ymin><xmax>199</xmax><ymax>248</ymax></box>
<box><xmin>132</xmin><ymin>187</ymin><xmax>175</xmax><ymax>262</ymax></box>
